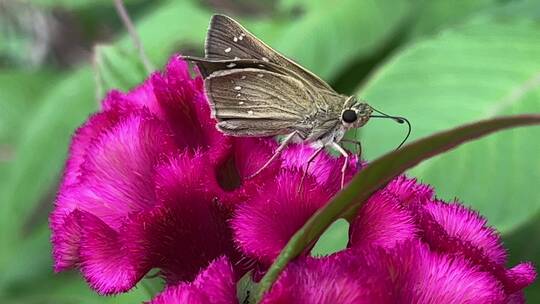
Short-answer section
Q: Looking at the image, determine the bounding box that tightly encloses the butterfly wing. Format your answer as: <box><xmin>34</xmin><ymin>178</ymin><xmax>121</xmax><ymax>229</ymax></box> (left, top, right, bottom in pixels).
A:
<box><xmin>204</xmin><ymin>14</ymin><xmax>334</xmax><ymax>91</ymax></box>
<box><xmin>205</xmin><ymin>68</ymin><xmax>321</xmax><ymax>137</ymax></box>
<box><xmin>183</xmin><ymin>56</ymin><xmax>284</xmax><ymax>79</ymax></box>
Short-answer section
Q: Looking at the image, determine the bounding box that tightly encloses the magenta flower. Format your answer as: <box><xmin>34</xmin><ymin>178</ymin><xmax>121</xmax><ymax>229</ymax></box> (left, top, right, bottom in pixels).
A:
<box><xmin>148</xmin><ymin>241</ymin><xmax>519</xmax><ymax>304</ymax></box>
<box><xmin>50</xmin><ymin>55</ymin><xmax>353</xmax><ymax>294</ymax></box>
<box><xmin>50</xmin><ymin>54</ymin><xmax>535</xmax><ymax>302</ymax></box>
<box><xmin>348</xmin><ymin>176</ymin><xmax>535</xmax><ymax>300</ymax></box>
<box><xmin>50</xmin><ymin>57</ymin><xmax>239</xmax><ymax>294</ymax></box>
<box><xmin>232</xmin><ymin>176</ymin><xmax>535</xmax><ymax>302</ymax></box>
<box><xmin>148</xmin><ymin>256</ymin><xmax>237</xmax><ymax>304</ymax></box>
<box><xmin>263</xmin><ymin>241</ymin><xmax>510</xmax><ymax>304</ymax></box>
<box><xmin>232</xmin><ymin>144</ymin><xmax>358</xmax><ymax>265</ymax></box>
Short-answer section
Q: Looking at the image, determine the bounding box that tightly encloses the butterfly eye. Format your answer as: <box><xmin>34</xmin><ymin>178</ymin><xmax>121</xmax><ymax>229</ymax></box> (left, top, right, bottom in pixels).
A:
<box><xmin>342</xmin><ymin>109</ymin><xmax>357</xmax><ymax>123</ymax></box>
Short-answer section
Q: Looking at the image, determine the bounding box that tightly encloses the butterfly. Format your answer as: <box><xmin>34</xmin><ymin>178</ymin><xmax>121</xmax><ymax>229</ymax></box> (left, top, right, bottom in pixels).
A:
<box><xmin>184</xmin><ymin>14</ymin><xmax>408</xmax><ymax>188</ymax></box>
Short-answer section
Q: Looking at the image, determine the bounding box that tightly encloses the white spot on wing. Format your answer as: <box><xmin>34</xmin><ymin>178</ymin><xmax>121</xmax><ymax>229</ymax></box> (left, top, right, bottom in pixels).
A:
<box><xmin>257</xmin><ymin>74</ymin><xmax>264</xmax><ymax>78</ymax></box>
<box><xmin>258</xmin><ymin>64</ymin><xmax>265</xmax><ymax>68</ymax></box>
<box><xmin>224</xmin><ymin>47</ymin><xmax>231</xmax><ymax>53</ymax></box>
<box><xmin>236</xmin><ymin>93</ymin><xmax>241</xmax><ymax>97</ymax></box>
<box><xmin>227</xmin><ymin>63</ymin><xmax>236</xmax><ymax>68</ymax></box>
<box><xmin>239</xmin><ymin>33</ymin><xmax>245</xmax><ymax>40</ymax></box>
<box><xmin>248</xmin><ymin>110</ymin><xmax>254</xmax><ymax>115</ymax></box>
<box><xmin>234</xmin><ymin>86</ymin><xmax>242</xmax><ymax>91</ymax></box>
<box><xmin>262</xmin><ymin>57</ymin><xmax>269</xmax><ymax>62</ymax></box>
<box><xmin>233</xmin><ymin>37</ymin><xmax>238</xmax><ymax>42</ymax></box>
<box><xmin>241</xmin><ymin>76</ymin><xmax>246</xmax><ymax>80</ymax></box>
<box><xmin>239</xmin><ymin>101</ymin><xmax>244</xmax><ymax>105</ymax></box>
<box><xmin>234</xmin><ymin>56</ymin><xmax>240</xmax><ymax>60</ymax></box>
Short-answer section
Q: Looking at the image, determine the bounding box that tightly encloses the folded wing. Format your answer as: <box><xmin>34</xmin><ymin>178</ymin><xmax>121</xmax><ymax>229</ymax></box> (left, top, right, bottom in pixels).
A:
<box><xmin>205</xmin><ymin>14</ymin><xmax>334</xmax><ymax>91</ymax></box>
<box><xmin>205</xmin><ymin>68</ymin><xmax>318</xmax><ymax>137</ymax></box>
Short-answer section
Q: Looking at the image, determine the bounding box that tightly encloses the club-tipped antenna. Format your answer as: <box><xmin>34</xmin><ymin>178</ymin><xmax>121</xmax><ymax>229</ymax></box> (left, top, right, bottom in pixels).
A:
<box><xmin>369</xmin><ymin>107</ymin><xmax>411</xmax><ymax>150</ymax></box>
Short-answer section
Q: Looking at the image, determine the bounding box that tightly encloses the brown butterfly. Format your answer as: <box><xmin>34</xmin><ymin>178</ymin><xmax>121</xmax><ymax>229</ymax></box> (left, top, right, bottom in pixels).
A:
<box><xmin>184</xmin><ymin>14</ymin><xmax>408</xmax><ymax>188</ymax></box>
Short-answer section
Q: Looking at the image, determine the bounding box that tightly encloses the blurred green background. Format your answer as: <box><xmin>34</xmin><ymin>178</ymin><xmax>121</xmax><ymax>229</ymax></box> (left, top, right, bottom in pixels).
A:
<box><xmin>0</xmin><ymin>0</ymin><xmax>539</xmax><ymax>302</ymax></box>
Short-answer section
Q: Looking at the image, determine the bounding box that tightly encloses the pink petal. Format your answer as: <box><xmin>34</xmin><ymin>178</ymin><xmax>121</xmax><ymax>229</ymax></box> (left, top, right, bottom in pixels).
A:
<box><xmin>52</xmin><ymin>174</ymin><xmax>239</xmax><ymax>295</ymax></box>
<box><xmin>396</xmin><ymin>242</ymin><xmax>506</xmax><ymax>303</ymax></box>
<box><xmin>52</xmin><ymin>152</ymin><xmax>242</xmax><ymax>293</ymax></box>
<box><xmin>214</xmin><ymin>137</ymin><xmax>280</xmax><ymax>202</ymax></box>
<box><xmin>232</xmin><ymin>171</ymin><xmax>332</xmax><ymax>264</ymax></box>
<box><xmin>229</xmin><ymin>137</ymin><xmax>279</xmax><ymax>181</ymax></box>
<box><xmin>61</xmin><ymin>110</ymin><xmax>122</xmax><ymax>188</ymax></box>
<box><xmin>77</xmin><ymin>210</ymin><xmax>149</xmax><ymax>294</ymax></box>
<box><xmin>505</xmin><ymin>263</ymin><xmax>537</xmax><ymax>293</ymax></box>
<box><xmin>281</xmin><ymin>144</ymin><xmax>359</xmax><ymax>193</ymax></box>
<box><xmin>104</xmin><ymin>55</ymin><xmax>230</xmax><ymax>161</ymax></box>
<box><xmin>350</xmin><ymin>175</ymin><xmax>534</xmax><ymax>296</ymax></box>
<box><xmin>423</xmin><ymin>200</ymin><xmax>507</xmax><ymax>265</ymax></box>
<box><xmin>154</xmin><ymin>151</ymin><xmax>222</xmax><ymax>205</ymax></box>
<box><xmin>149</xmin><ymin>256</ymin><xmax>237</xmax><ymax>304</ymax></box>
<box><xmin>102</xmin><ymin>79</ymin><xmax>161</xmax><ymax>115</ymax></box>
<box><xmin>140</xmin><ymin>154</ymin><xmax>241</xmax><ymax>283</ymax></box>
<box><xmin>261</xmin><ymin>250</ymin><xmax>387</xmax><ymax>304</ymax></box>
<box><xmin>349</xmin><ymin>176</ymin><xmax>432</xmax><ymax>250</ymax></box>
<box><xmin>414</xmin><ymin>200</ymin><xmax>536</xmax><ymax>294</ymax></box>
<box><xmin>51</xmin><ymin>111</ymin><xmax>175</xmax><ymax>277</ymax></box>
<box><xmin>263</xmin><ymin>241</ymin><xmax>506</xmax><ymax>304</ymax></box>
<box><xmin>151</xmin><ymin>56</ymin><xmax>229</xmax><ymax>159</ymax></box>
<box><xmin>51</xmin><ymin>209</ymin><xmax>149</xmax><ymax>294</ymax></box>
<box><xmin>51</xmin><ymin>210</ymin><xmax>83</xmax><ymax>271</ymax></box>
<box><xmin>349</xmin><ymin>189</ymin><xmax>417</xmax><ymax>249</ymax></box>
<box><xmin>505</xmin><ymin>292</ymin><xmax>526</xmax><ymax>304</ymax></box>
<box><xmin>52</xmin><ymin>111</ymin><xmax>175</xmax><ymax>230</ymax></box>
<box><xmin>384</xmin><ymin>175</ymin><xmax>434</xmax><ymax>207</ymax></box>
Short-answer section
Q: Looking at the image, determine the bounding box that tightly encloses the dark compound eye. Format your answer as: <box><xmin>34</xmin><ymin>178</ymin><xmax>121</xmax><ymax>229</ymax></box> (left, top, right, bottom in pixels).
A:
<box><xmin>342</xmin><ymin>109</ymin><xmax>358</xmax><ymax>123</ymax></box>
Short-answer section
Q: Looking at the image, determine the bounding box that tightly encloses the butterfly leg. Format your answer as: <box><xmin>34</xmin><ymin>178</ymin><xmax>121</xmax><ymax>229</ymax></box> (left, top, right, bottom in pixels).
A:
<box><xmin>297</xmin><ymin>146</ymin><xmax>325</xmax><ymax>194</ymax></box>
<box><xmin>340</xmin><ymin>139</ymin><xmax>362</xmax><ymax>158</ymax></box>
<box><xmin>248</xmin><ymin>131</ymin><xmax>299</xmax><ymax>179</ymax></box>
<box><xmin>330</xmin><ymin>142</ymin><xmax>349</xmax><ymax>189</ymax></box>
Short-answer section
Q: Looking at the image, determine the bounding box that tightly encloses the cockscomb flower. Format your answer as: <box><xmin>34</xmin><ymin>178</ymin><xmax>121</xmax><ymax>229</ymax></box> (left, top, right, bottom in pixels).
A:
<box><xmin>148</xmin><ymin>256</ymin><xmax>237</xmax><ymax>304</ymax></box>
<box><xmin>50</xmin><ymin>54</ymin><xmax>535</xmax><ymax>302</ymax></box>
<box><xmin>263</xmin><ymin>241</ymin><xmax>509</xmax><ymax>304</ymax></box>
<box><xmin>349</xmin><ymin>176</ymin><xmax>536</xmax><ymax>300</ymax></box>
<box><xmin>49</xmin><ymin>55</ymin><xmax>355</xmax><ymax>295</ymax></box>
<box><xmin>148</xmin><ymin>240</ymin><xmax>521</xmax><ymax>304</ymax></box>
<box><xmin>232</xmin><ymin>173</ymin><xmax>535</xmax><ymax>302</ymax></box>
<box><xmin>231</xmin><ymin>144</ymin><xmax>358</xmax><ymax>265</ymax></box>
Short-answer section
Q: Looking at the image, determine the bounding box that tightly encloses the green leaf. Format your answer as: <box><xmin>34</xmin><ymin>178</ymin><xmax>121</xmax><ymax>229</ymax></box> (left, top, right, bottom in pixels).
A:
<box><xmin>236</xmin><ymin>271</ymin><xmax>258</xmax><ymax>304</ymax></box>
<box><xmin>93</xmin><ymin>44</ymin><xmax>148</xmax><ymax>99</ymax></box>
<box><xmin>407</xmin><ymin>0</ymin><xmax>497</xmax><ymax>38</ymax></box>
<box><xmin>310</xmin><ymin>219</ymin><xmax>349</xmax><ymax>256</ymax></box>
<box><xmin>29</xmin><ymin>0</ymin><xmax>145</xmax><ymax>9</ymax></box>
<box><xmin>117</xmin><ymin>0</ymin><xmax>211</xmax><ymax>63</ymax></box>
<box><xmin>2</xmin><ymin>273</ymin><xmax>150</xmax><ymax>304</ymax></box>
<box><xmin>0</xmin><ymin>70</ymin><xmax>59</xmax><ymax>143</ymax></box>
<box><xmin>256</xmin><ymin>114</ymin><xmax>540</xmax><ymax>301</ymax></box>
<box><xmin>271</xmin><ymin>0</ymin><xmax>411</xmax><ymax>80</ymax></box>
<box><xmin>0</xmin><ymin>67</ymin><xmax>97</xmax><ymax>267</ymax></box>
<box><xmin>358</xmin><ymin>11</ymin><xmax>540</xmax><ymax>233</ymax></box>
<box><xmin>0</xmin><ymin>70</ymin><xmax>60</xmax><ymax>181</ymax></box>
<box><xmin>0</xmin><ymin>227</ymin><xmax>53</xmax><ymax>295</ymax></box>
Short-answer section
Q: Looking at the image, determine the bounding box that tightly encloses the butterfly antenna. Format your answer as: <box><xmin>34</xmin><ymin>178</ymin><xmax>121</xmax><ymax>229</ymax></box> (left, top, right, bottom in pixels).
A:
<box><xmin>369</xmin><ymin>107</ymin><xmax>411</xmax><ymax>150</ymax></box>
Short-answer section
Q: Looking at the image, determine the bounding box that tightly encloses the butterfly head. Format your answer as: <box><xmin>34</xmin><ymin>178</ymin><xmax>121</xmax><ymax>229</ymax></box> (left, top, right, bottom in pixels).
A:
<box><xmin>346</xmin><ymin>97</ymin><xmax>413</xmax><ymax>151</ymax></box>
<box><xmin>341</xmin><ymin>96</ymin><xmax>372</xmax><ymax>129</ymax></box>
